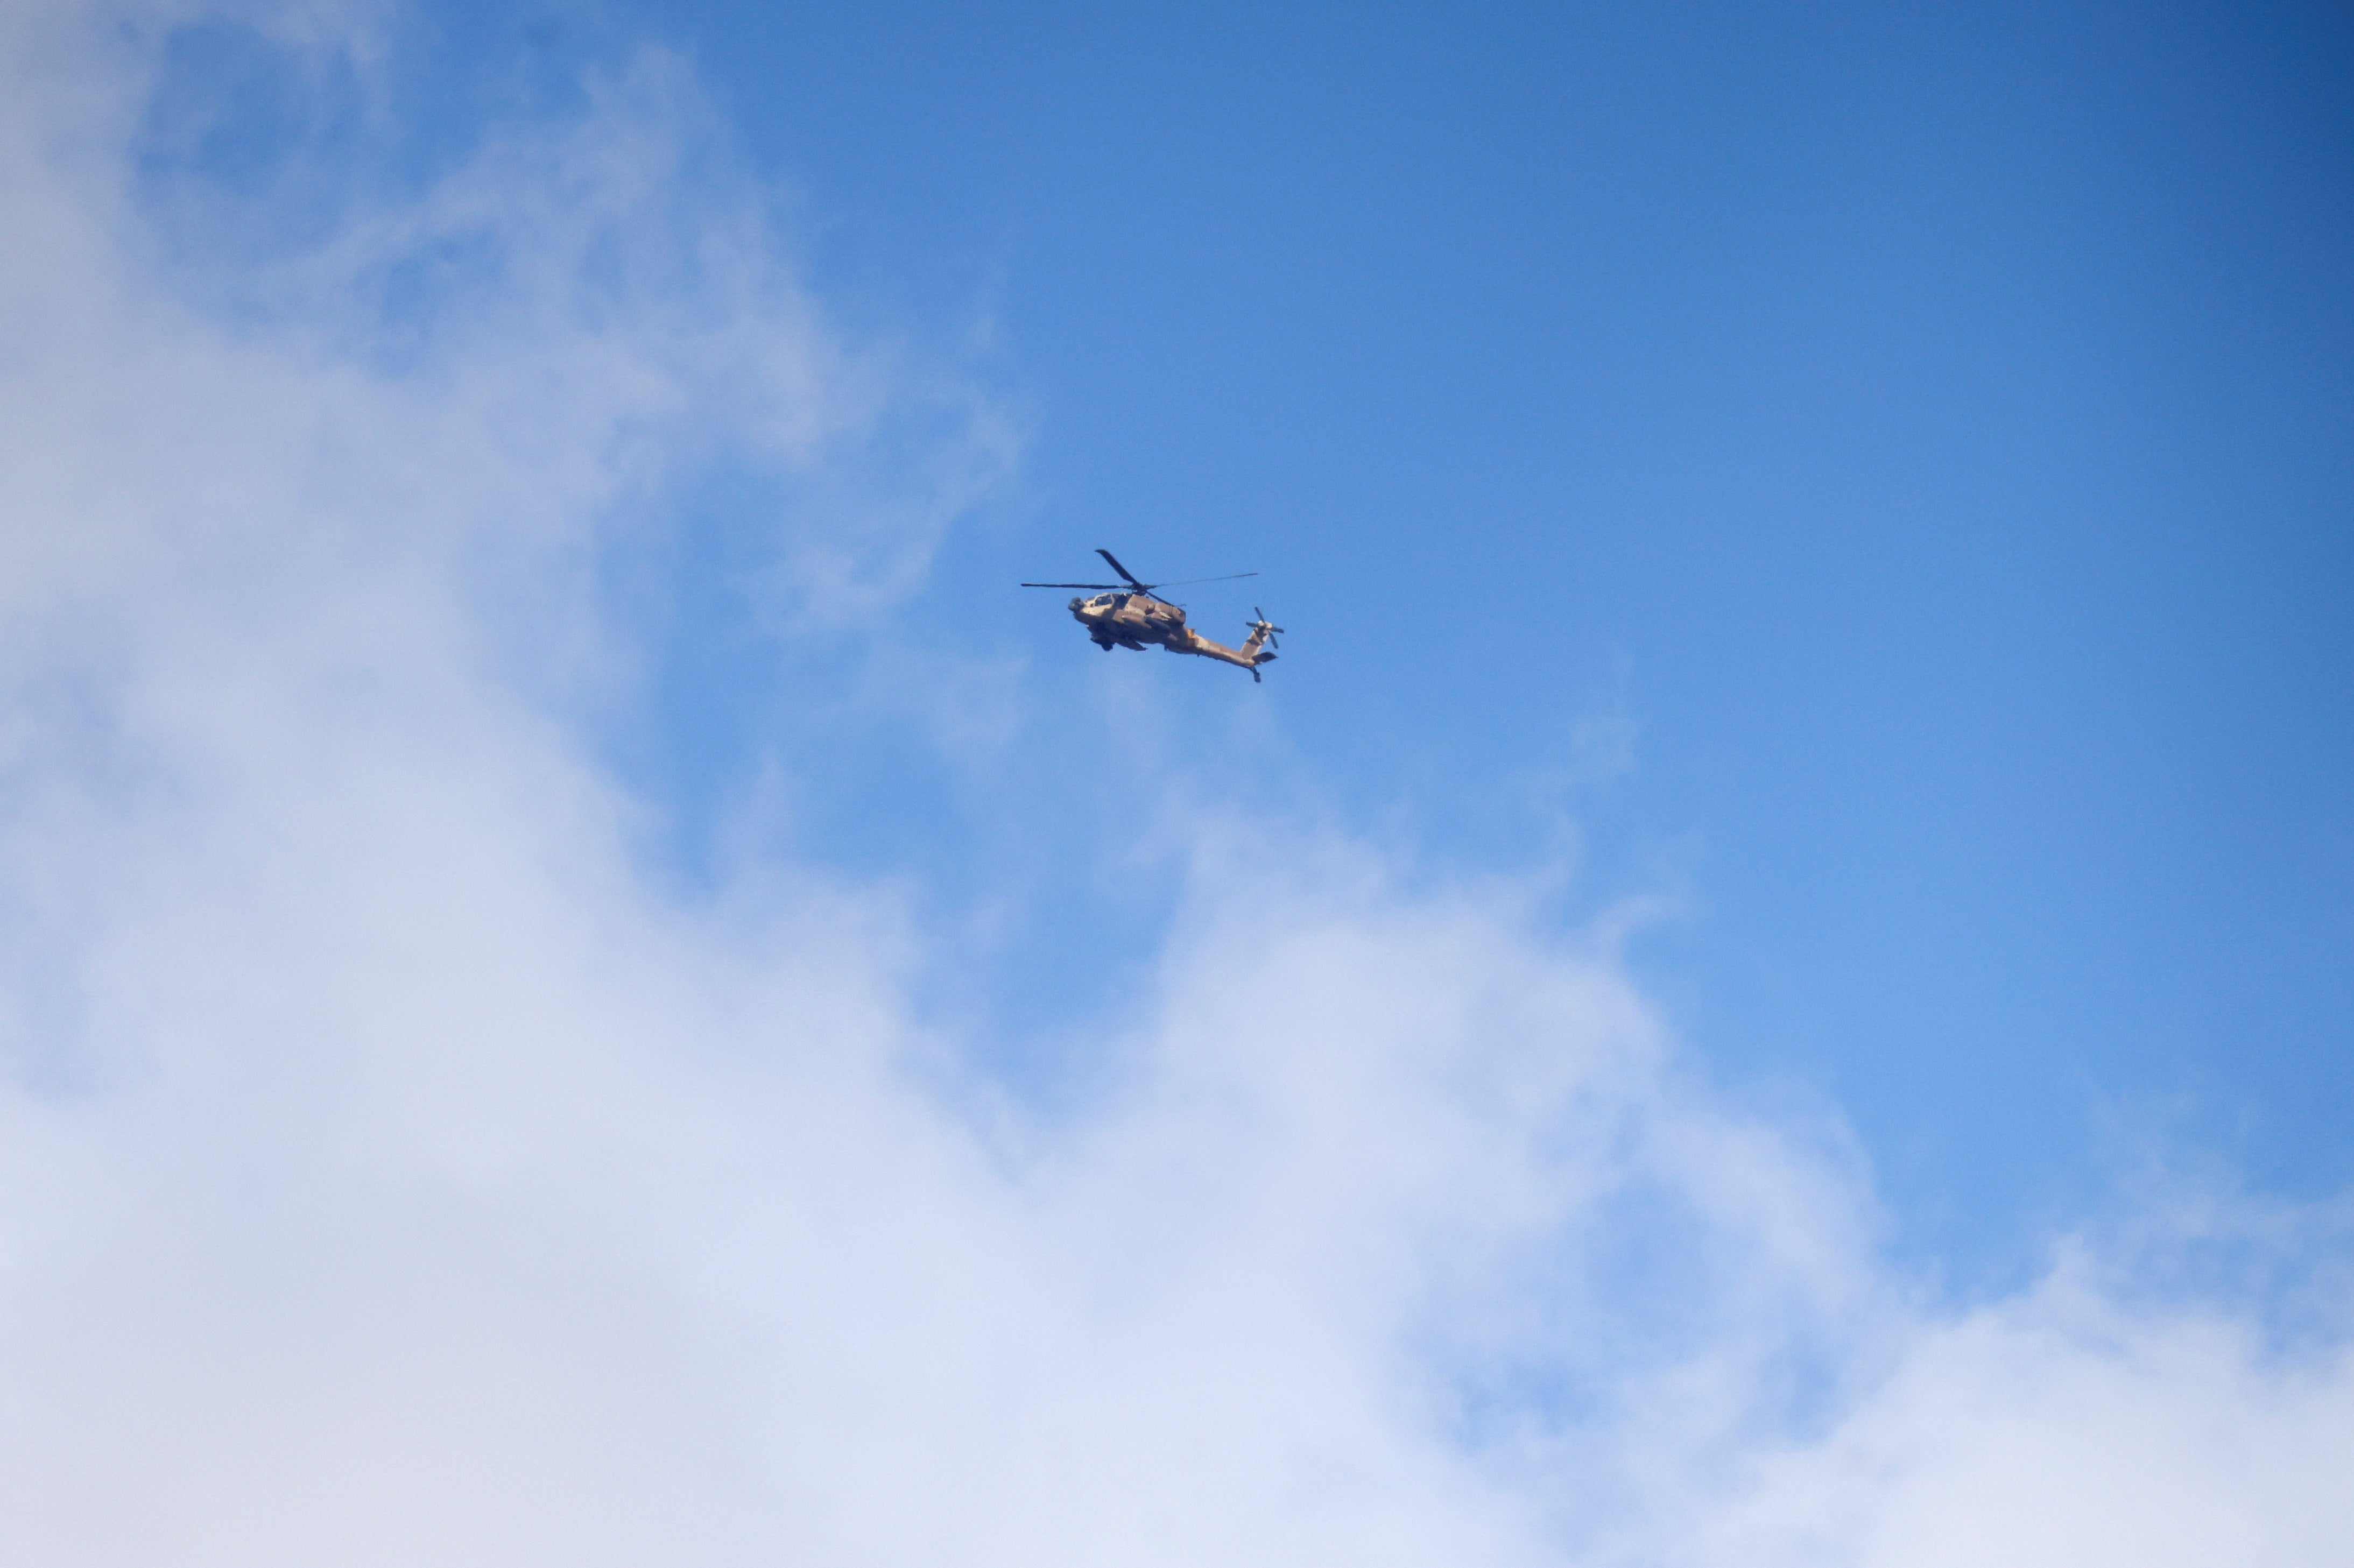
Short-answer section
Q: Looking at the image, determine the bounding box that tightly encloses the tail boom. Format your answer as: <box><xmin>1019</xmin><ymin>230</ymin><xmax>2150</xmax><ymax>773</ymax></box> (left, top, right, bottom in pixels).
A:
<box><xmin>1167</xmin><ymin>622</ymin><xmax>1279</xmax><ymax>680</ymax></box>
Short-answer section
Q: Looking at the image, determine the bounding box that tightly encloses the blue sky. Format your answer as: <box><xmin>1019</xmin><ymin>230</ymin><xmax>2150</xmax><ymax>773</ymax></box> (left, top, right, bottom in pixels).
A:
<box><xmin>576</xmin><ymin>0</ymin><xmax>2353</xmax><ymax>1275</ymax></box>
<box><xmin>5</xmin><ymin>1</ymin><xmax>2352</xmax><ymax>1560</ymax></box>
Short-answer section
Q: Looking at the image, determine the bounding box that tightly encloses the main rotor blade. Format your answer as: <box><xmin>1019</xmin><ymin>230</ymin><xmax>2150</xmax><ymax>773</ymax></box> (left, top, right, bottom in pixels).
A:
<box><xmin>1150</xmin><ymin>572</ymin><xmax>1259</xmax><ymax>587</ymax></box>
<box><xmin>1020</xmin><ymin>582</ymin><xmax>1124</xmax><ymax>588</ymax></box>
<box><xmin>1095</xmin><ymin>548</ymin><xmax>1147</xmax><ymax>588</ymax></box>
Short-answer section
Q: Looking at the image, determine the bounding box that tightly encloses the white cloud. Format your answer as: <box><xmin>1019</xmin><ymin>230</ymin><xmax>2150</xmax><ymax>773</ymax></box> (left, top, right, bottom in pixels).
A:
<box><xmin>2</xmin><ymin>4</ymin><xmax>2349</xmax><ymax>1564</ymax></box>
<box><xmin>1699</xmin><ymin>1244</ymin><xmax>2354</xmax><ymax>1568</ymax></box>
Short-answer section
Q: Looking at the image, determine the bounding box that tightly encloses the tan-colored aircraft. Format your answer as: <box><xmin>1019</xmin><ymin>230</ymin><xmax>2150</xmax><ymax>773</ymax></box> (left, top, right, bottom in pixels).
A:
<box><xmin>1023</xmin><ymin>549</ymin><xmax>1284</xmax><ymax>681</ymax></box>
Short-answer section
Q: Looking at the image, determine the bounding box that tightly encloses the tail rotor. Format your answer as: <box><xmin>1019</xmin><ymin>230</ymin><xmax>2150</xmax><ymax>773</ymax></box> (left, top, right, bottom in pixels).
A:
<box><xmin>1244</xmin><ymin>608</ymin><xmax>1285</xmax><ymax>682</ymax></box>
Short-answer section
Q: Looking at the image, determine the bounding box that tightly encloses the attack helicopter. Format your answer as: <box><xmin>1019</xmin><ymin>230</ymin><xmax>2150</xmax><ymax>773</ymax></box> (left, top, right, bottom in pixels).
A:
<box><xmin>1022</xmin><ymin>549</ymin><xmax>1284</xmax><ymax>681</ymax></box>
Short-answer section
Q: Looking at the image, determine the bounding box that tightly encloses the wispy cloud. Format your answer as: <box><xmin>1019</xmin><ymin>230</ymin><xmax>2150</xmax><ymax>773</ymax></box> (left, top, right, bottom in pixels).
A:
<box><xmin>2</xmin><ymin>5</ymin><xmax>2349</xmax><ymax>1564</ymax></box>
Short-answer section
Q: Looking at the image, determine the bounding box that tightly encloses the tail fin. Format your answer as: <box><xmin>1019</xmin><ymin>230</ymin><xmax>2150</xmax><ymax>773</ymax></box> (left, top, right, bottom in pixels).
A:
<box><xmin>1240</xmin><ymin>610</ymin><xmax>1284</xmax><ymax>665</ymax></box>
<box><xmin>1238</xmin><ymin>618</ymin><xmax>1283</xmax><ymax>682</ymax></box>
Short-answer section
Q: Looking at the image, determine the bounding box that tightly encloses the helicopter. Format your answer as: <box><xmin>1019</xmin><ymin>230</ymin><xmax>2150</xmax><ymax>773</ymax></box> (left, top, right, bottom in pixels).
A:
<box><xmin>1023</xmin><ymin>549</ymin><xmax>1285</xmax><ymax>681</ymax></box>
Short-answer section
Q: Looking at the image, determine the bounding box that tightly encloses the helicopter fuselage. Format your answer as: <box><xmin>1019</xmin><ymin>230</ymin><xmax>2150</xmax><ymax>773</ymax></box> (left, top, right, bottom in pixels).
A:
<box><xmin>1022</xmin><ymin>553</ymin><xmax>1278</xmax><ymax>679</ymax></box>
<box><xmin>1068</xmin><ymin>591</ymin><xmax>1277</xmax><ymax>676</ymax></box>
<box><xmin>1069</xmin><ymin>591</ymin><xmax>1187</xmax><ymax>650</ymax></box>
